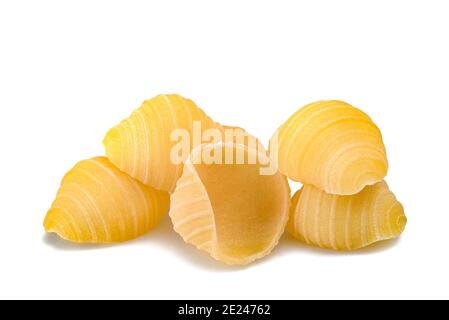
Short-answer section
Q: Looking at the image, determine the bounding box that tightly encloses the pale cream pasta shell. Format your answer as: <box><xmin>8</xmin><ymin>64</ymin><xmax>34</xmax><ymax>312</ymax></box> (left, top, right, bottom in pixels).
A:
<box><xmin>169</xmin><ymin>142</ymin><xmax>290</xmax><ymax>265</ymax></box>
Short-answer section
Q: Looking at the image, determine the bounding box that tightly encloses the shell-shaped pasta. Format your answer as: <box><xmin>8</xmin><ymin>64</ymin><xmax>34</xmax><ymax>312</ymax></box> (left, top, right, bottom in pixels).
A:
<box><xmin>44</xmin><ymin>157</ymin><xmax>170</xmax><ymax>243</ymax></box>
<box><xmin>270</xmin><ymin>100</ymin><xmax>388</xmax><ymax>195</ymax></box>
<box><xmin>218</xmin><ymin>125</ymin><xmax>267</xmax><ymax>155</ymax></box>
<box><xmin>288</xmin><ymin>181</ymin><xmax>406</xmax><ymax>250</ymax></box>
<box><xmin>169</xmin><ymin>142</ymin><xmax>291</xmax><ymax>265</ymax></box>
<box><xmin>103</xmin><ymin>94</ymin><xmax>220</xmax><ymax>192</ymax></box>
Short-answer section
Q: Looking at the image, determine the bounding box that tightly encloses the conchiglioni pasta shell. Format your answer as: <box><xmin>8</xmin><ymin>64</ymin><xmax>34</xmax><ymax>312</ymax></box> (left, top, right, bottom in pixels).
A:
<box><xmin>103</xmin><ymin>94</ymin><xmax>221</xmax><ymax>192</ymax></box>
<box><xmin>288</xmin><ymin>181</ymin><xmax>406</xmax><ymax>250</ymax></box>
<box><xmin>220</xmin><ymin>125</ymin><xmax>264</xmax><ymax>147</ymax></box>
<box><xmin>270</xmin><ymin>100</ymin><xmax>388</xmax><ymax>195</ymax></box>
<box><xmin>169</xmin><ymin>142</ymin><xmax>290</xmax><ymax>265</ymax></box>
<box><xmin>44</xmin><ymin>157</ymin><xmax>170</xmax><ymax>243</ymax></box>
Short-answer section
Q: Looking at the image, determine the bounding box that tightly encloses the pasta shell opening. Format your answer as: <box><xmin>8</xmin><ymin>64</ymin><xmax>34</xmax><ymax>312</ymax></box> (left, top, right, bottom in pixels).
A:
<box><xmin>170</xmin><ymin>142</ymin><xmax>290</xmax><ymax>265</ymax></box>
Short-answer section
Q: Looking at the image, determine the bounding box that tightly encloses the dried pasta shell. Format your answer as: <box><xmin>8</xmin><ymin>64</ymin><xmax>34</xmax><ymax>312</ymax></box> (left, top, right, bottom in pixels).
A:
<box><xmin>44</xmin><ymin>157</ymin><xmax>170</xmax><ymax>243</ymax></box>
<box><xmin>169</xmin><ymin>142</ymin><xmax>290</xmax><ymax>265</ymax></box>
<box><xmin>288</xmin><ymin>181</ymin><xmax>406</xmax><ymax>250</ymax></box>
<box><xmin>220</xmin><ymin>125</ymin><xmax>266</xmax><ymax>151</ymax></box>
<box><xmin>103</xmin><ymin>94</ymin><xmax>220</xmax><ymax>192</ymax></box>
<box><xmin>270</xmin><ymin>100</ymin><xmax>388</xmax><ymax>195</ymax></box>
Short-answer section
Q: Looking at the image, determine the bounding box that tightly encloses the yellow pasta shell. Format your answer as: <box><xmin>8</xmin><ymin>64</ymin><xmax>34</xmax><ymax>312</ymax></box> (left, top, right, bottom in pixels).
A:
<box><xmin>169</xmin><ymin>142</ymin><xmax>290</xmax><ymax>265</ymax></box>
<box><xmin>288</xmin><ymin>181</ymin><xmax>406</xmax><ymax>250</ymax></box>
<box><xmin>44</xmin><ymin>157</ymin><xmax>170</xmax><ymax>243</ymax></box>
<box><xmin>270</xmin><ymin>100</ymin><xmax>388</xmax><ymax>195</ymax></box>
<box><xmin>103</xmin><ymin>94</ymin><xmax>220</xmax><ymax>192</ymax></box>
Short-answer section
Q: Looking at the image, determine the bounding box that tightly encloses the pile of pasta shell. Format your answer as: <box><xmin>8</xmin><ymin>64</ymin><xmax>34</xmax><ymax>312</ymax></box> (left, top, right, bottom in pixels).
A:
<box><xmin>44</xmin><ymin>94</ymin><xmax>406</xmax><ymax>265</ymax></box>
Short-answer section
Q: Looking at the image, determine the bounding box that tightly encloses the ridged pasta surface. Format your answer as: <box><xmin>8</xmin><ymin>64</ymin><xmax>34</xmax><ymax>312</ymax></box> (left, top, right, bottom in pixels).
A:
<box><xmin>169</xmin><ymin>142</ymin><xmax>290</xmax><ymax>265</ymax></box>
<box><xmin>271</xmin><ymin>100</ymin><xmax>388</xmax><ymax>195</ymax></box>
<box><xmin>44</xmin><ymin>157</ymin><xmax>170</xmax><ymax>243</ymax></box>
<box><xmin>288</xmin><ymin>181</ymin><xmax>406</xmax><ymax>250</ymax></box>
<box><xmin>103</xmin><ymin>94</ymin><xmax>220</xmax><ymax>192</ymax></box>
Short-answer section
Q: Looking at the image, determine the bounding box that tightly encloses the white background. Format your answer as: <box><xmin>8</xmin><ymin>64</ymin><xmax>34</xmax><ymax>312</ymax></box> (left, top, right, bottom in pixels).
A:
<box><xmin>1</xmin><ymin>0</ymin><xmax>448</xmax><ymax>300</ymax></box>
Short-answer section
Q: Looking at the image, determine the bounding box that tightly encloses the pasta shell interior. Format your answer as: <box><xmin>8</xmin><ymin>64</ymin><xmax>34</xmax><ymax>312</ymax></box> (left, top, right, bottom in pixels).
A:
<box><xmin>170</xmin><ymin>142</ymin><xmax>290</xmax><ymax>265</ymax></box>
<box><xmin>44</xmin><ymin>94</ymin><xmax>406</xmax><ymax>261</ymax></box>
